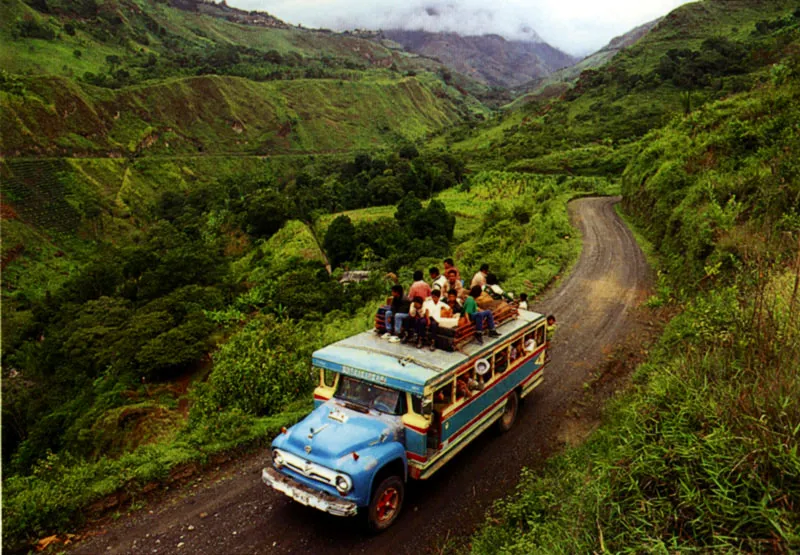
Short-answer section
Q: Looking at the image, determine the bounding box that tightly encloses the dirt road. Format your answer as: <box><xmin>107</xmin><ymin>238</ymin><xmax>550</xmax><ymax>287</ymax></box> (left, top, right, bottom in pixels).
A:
<box><xmin>71</xmin><ymin>196</ymin><xmax>652</xmax><ymax>555</ymax></box>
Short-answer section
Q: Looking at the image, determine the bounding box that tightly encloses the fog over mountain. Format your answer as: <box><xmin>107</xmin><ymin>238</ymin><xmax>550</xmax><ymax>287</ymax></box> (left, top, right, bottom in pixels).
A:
<box><xmin>230</xmin><ymin>0</ymin><xmax>693</xmax><ymax>55</ymax></box>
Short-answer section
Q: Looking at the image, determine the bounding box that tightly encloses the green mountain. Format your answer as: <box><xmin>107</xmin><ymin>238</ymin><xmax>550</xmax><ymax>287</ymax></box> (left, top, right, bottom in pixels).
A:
<box><xmin>443</xmin><ymin>0</ymin><xmax>799</xmax><ymax>174</ymax></box>
<box><xmin>0</xmin><ymin>0</ymin><xmax>488</xmax><ymax>157</ymax></box>
<box><xmin>508</xmin><ymin>17</ymin><xmax>663</xmax><ymax>105</ymax></box>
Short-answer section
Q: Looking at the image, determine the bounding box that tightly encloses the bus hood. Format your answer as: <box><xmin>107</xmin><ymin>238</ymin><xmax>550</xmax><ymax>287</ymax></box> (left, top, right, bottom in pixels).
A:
<box><xmin>280</xmin><ymin>401</ymin><xmax>401</xmax><ymax>461</ymax></box>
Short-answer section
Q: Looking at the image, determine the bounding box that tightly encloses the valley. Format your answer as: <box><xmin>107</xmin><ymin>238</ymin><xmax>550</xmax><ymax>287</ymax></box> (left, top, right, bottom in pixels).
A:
<box><xmin>2</xmin><ymin>0</ymin><xmax>799</xmax><ymax>552</ymax></box>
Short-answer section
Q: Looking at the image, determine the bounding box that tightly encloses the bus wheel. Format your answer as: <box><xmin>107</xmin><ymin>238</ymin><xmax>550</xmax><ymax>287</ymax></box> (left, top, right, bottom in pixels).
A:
<box><xmin>367</xmin><ymin>475</ymin><xmax>404</xmax><ymax>532</ymax></box>
<box><xmin>496</xmin><ymin>390</ymin><xmax>519</xmax><ymax>433</ymax></box>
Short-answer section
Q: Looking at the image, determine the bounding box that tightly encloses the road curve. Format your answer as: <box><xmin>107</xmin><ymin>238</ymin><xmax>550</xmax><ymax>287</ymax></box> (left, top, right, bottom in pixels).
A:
<box><xmin>72</xmin><ymin>197</ymin><xmax>651</xmax><ymax>555</ymax></box>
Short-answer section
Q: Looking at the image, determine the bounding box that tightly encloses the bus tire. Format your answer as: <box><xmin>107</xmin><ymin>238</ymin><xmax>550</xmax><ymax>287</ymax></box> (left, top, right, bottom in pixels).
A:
<box><xmin>366</xmin><ymin>475</ymin><xmax>404</xmax><ymax>533</ymax></box>
<box><xmin>496</xmin><ymin>390</ymin><xmax>519</xmax><ymax>433</ymax></box>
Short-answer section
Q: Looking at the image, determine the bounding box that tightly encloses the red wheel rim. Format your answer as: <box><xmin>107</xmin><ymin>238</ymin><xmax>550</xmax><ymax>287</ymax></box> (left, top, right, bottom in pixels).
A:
<box><xmin>376</xmin><ymin>487</ymin><xmax>399</xmax><ymax>522</ymax></box>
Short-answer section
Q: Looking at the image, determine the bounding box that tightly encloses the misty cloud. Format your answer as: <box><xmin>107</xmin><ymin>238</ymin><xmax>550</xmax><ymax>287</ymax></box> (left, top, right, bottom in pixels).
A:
<box><xmin>229</xmin><ymin>0</ymin><xmax>693</xmax><ymax>55</ymax></box>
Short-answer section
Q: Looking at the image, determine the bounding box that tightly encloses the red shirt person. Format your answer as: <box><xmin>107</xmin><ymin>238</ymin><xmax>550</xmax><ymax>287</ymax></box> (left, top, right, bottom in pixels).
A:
<box><xmin>407</xmin><ymin>269</ymin><xmax>431</xmax><ymax>301</ymax></box>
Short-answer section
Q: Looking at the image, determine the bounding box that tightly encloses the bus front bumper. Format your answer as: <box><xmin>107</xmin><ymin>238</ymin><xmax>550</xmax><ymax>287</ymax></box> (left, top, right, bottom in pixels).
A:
<box><xmin>262</xmin><ymin>467</ymin><xmax>358</xmax><ymax>517</ymax></box>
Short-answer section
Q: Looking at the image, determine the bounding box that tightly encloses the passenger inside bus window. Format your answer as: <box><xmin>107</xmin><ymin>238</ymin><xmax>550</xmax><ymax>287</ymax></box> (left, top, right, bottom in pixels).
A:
<box><xmin>495</xmin><ymin>348</ymin><xmax>509</xmax><ymax>373</ymax></box>
<box><xmin>434</xmin><ymin>382</ymin><xmax>454</xmax><ymax>406</ymax></box>
<box><xmin>524</xmin><ymin>332</ymin><xmax>537</xmax><ymax>352</ymax></box>
<box><xmin>455</xmin><ymin>372</ymin><xmax>470</xmax><ymax>400</ymax></box>
<box><xmin>511</xmin><ymin>339</ymin><xmax>524</xmax><ymax>362</ymax></box>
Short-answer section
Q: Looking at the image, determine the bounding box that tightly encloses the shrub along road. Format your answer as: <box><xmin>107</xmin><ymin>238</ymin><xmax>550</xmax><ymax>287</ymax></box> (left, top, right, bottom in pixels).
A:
<box><xmin>70</xmin><ymin>196</ymin><xmax>652</xmax><ymax>554</ymax></box>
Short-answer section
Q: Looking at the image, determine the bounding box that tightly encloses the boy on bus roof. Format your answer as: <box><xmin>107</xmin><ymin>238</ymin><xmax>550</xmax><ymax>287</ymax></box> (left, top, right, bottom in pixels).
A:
<box><xmin>408</xmin><ymin>295</ymin><xmax>439</xmax><ymax>351</ymax></box>
<box><xmin>444</xmin><ymin>289</ymin><xmax>463</xmax><ymax>316</ymax></box>
<box><xmin>484</xmin><ymin>273</ymin><xmax>513</xmax><ymax>302</ymax></box>
<box><xmin>383</xmin><ymin>284</ymin><xmax>411</xmax><ymax>342</ymax></box>
<box><xmin>445</xmin><ymin>268</ymin><xmax>465</xmax><ymax>300</ymax></box>
<box><xmin>464</xmin><ymin>285</ymin><xmax>501</xmax><ymax>345</ymax></box>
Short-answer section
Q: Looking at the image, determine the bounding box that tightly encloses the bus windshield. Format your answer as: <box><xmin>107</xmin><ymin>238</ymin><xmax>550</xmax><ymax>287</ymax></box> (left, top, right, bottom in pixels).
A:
<box><xmin>334</xmin><ymin>376</ymin><xmax>401</xmax><ymax>415</ymax></box>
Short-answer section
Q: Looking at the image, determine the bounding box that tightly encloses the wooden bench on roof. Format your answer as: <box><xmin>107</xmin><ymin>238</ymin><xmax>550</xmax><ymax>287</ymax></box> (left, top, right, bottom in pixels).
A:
<box><xmin>374</xmin><ymin>299</ymin><xmax>519</xmax><ymax>351</ymax></box>
<box><xmin>451</xmin><ymin>300</ymin><xmax>518</xmax><ymax>350</ymax></box>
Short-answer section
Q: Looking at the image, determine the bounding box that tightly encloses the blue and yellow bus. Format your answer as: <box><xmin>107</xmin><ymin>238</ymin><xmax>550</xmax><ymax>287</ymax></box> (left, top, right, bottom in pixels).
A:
<box><xmin>263</xmin><ymin>308</ymin><xmax>548</xmax><ymax>531</ymax></box>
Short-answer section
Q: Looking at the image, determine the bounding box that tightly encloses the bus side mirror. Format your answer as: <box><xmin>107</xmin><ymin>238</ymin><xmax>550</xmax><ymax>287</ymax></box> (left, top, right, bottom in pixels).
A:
<box><xmin>421</xmin><ymin>398</ymin><xmax>433</xmax><ymax>418</ymax></box>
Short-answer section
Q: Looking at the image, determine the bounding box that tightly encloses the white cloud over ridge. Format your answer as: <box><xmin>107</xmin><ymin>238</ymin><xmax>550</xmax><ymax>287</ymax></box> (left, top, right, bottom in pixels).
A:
<box><xmin>228</xmin><ymin>0</ymin><xmax>693</xmax><ymax>55</ymax></box>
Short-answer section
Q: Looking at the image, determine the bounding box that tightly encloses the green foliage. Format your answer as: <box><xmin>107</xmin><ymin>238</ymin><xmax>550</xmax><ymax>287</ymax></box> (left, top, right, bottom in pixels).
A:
<box><xmin>324</xmin><ymin>215</ymin><xmax>357</xmax><ymax>269</ymax></box>
<box><xmin>622</xmin><ymin>69</ymin><xmax>800</xmax><ymax>286</ymax></box>
<box><xmin>194</xmin><ymin>317</ymin><xmax>316</xmax><ymax>418</ymax></box>
<box><xmin>472</xmin><ymin>275</ymin><xmax>800</xmax><ymax>553</ymax></box>
<box><xmin>243</xmin><ymin>188</ymin><xmax>291</xmax><ymax>239</ymax></box>
<box><xmin>15</xmin><ymin>16</ymin><xmax>55</xmax><ymax>39</ymax></box>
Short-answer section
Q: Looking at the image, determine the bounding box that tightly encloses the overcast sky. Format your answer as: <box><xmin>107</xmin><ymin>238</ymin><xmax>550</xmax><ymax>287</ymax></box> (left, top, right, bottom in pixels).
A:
<box><xmin>227</xmin><ymin>0</ymin><xmax>695</xmax><ymax>55</ymax></box>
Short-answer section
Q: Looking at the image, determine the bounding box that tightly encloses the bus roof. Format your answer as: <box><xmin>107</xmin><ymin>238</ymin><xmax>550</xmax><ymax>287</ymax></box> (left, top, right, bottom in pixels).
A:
<box><xmin>311</xmin><ymin>309</ymin><xmax>545</xmax><ymax>396</ymax></box>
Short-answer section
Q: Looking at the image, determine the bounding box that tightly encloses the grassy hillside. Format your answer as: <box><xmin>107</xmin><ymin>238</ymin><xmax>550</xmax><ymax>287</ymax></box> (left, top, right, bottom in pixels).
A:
<box><xmin>1</xmin><ymin>73</ymin><xmax>472</xmax><ymax>157</ymax></box>
<box><xmin>0</xmin><ymin>0</ymin><xmax>450</xmax><ymax>81</ymax></box>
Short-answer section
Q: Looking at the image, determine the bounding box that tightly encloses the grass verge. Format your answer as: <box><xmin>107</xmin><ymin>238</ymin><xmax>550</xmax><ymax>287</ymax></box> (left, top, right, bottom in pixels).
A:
<box><xmin>470</xmin><ymin>270</ymin><xmax>800</xmax><ymax>553</ymax></box>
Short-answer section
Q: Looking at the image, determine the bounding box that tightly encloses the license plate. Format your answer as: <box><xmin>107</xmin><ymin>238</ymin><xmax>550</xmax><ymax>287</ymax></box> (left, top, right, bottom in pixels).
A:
<box><xmin>291</xmin><ymin>490</ymin><xmax>310</xmax><ymax>506</ymax></box>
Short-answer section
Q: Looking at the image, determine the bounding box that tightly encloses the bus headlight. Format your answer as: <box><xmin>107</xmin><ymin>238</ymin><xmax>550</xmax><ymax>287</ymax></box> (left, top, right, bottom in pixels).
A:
<box><xmin>272</xmin><ymin>450</ymin><xmax>284</xmax><ymax>468</ymax></box>
<box><xmin>335</xmin><ymin>474</ymin><xmax>352</xmax><ymax>494</ymax></box>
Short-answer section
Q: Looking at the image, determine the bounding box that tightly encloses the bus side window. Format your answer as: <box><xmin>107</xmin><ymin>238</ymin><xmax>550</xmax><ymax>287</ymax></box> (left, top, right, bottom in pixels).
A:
<box><xmin>434</xmin><ymin>381</ymin><xmax>454</xmax><ymax>407</ymax></box>
<box><xmin>455</xmin><ymin>370</ymin><xmax>472</xmax><ymax>400</ymax></box>
<box><xmin>322</xmin><ymin>369</ymin><xmax>337</xmax><ymax>388</ymax></box>
<box><xmin>495</xmin><ymin>347</ymin><xmax>509</xmax><ymax>374</ymax></box>
<box><xmin>534</xmin><ymin>325</ymin><xmax>545</xmax><ymax>347</ymax></box>
<box><xmin>524</xmin><ymin>331</ymin><xmax>537</xmax><ymax>353</ymax></box>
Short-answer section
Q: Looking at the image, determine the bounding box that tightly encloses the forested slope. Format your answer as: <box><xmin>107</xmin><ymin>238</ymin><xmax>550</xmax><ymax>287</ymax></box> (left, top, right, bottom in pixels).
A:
<box><xmin>0</xmin><ymin>0</ymin><xmax>497</xmax><ymax>549</ymax></box>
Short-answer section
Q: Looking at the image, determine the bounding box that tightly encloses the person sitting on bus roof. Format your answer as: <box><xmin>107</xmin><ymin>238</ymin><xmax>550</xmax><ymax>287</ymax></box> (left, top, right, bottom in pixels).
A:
<box><xmin>470</xmin><ymin>263</ymin><xmax>489</xmax><ymax>289</ymax></box>
<box><xmin>445</xmin><ymin>268</ymin><xmax>465</xmax><ymax>300</ymax></box>
<box><xmin>383</xmin><ymin>284</ymin><xmax>411</xmax><ymax>343</ymax></box>
<box><xmin>444</xmin><ymin>289</ymin><xmax>463</xmax><ymax>317</ymax></box>
<box><xmin>484</xmin><ymin>273</ymin><xmax>514</xmax><ymax>302</ymax></box>
<box><xmin>423</xmin><ymin>289</ymin><xmax>446</xmax><ymax>320</ymax></box>
<box><xmin>408</xmin><ymin>269</ymin><xmax>431</xmax><ymax>301</ymax></box>
<box><xmin>464</xmin><ymin>285</ymin><xmax>500</xmax><ymax>345</ymax></box>
<box><xmin>518</xmin><ymin>292</ymin><xmax>529</xmax><ymax>311</ymax></box>
<box><xmin>429</xmin><ymin>289</ymin><xmax>459</xmax><ymax>329</ymax></box>
<box><xmin>429</xmin><ymin>267</ymin><xmax>448</xmax><ymax>294</ymax></box>
<box><xmin>408</xmin><ymin>295</ymin><xmax>439</xmax><ymax>351</ymax></box>
<box><xmin>443</xmin><ymin>258</ymin><xmax>461</xmax><ymax>282</ymax></box>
